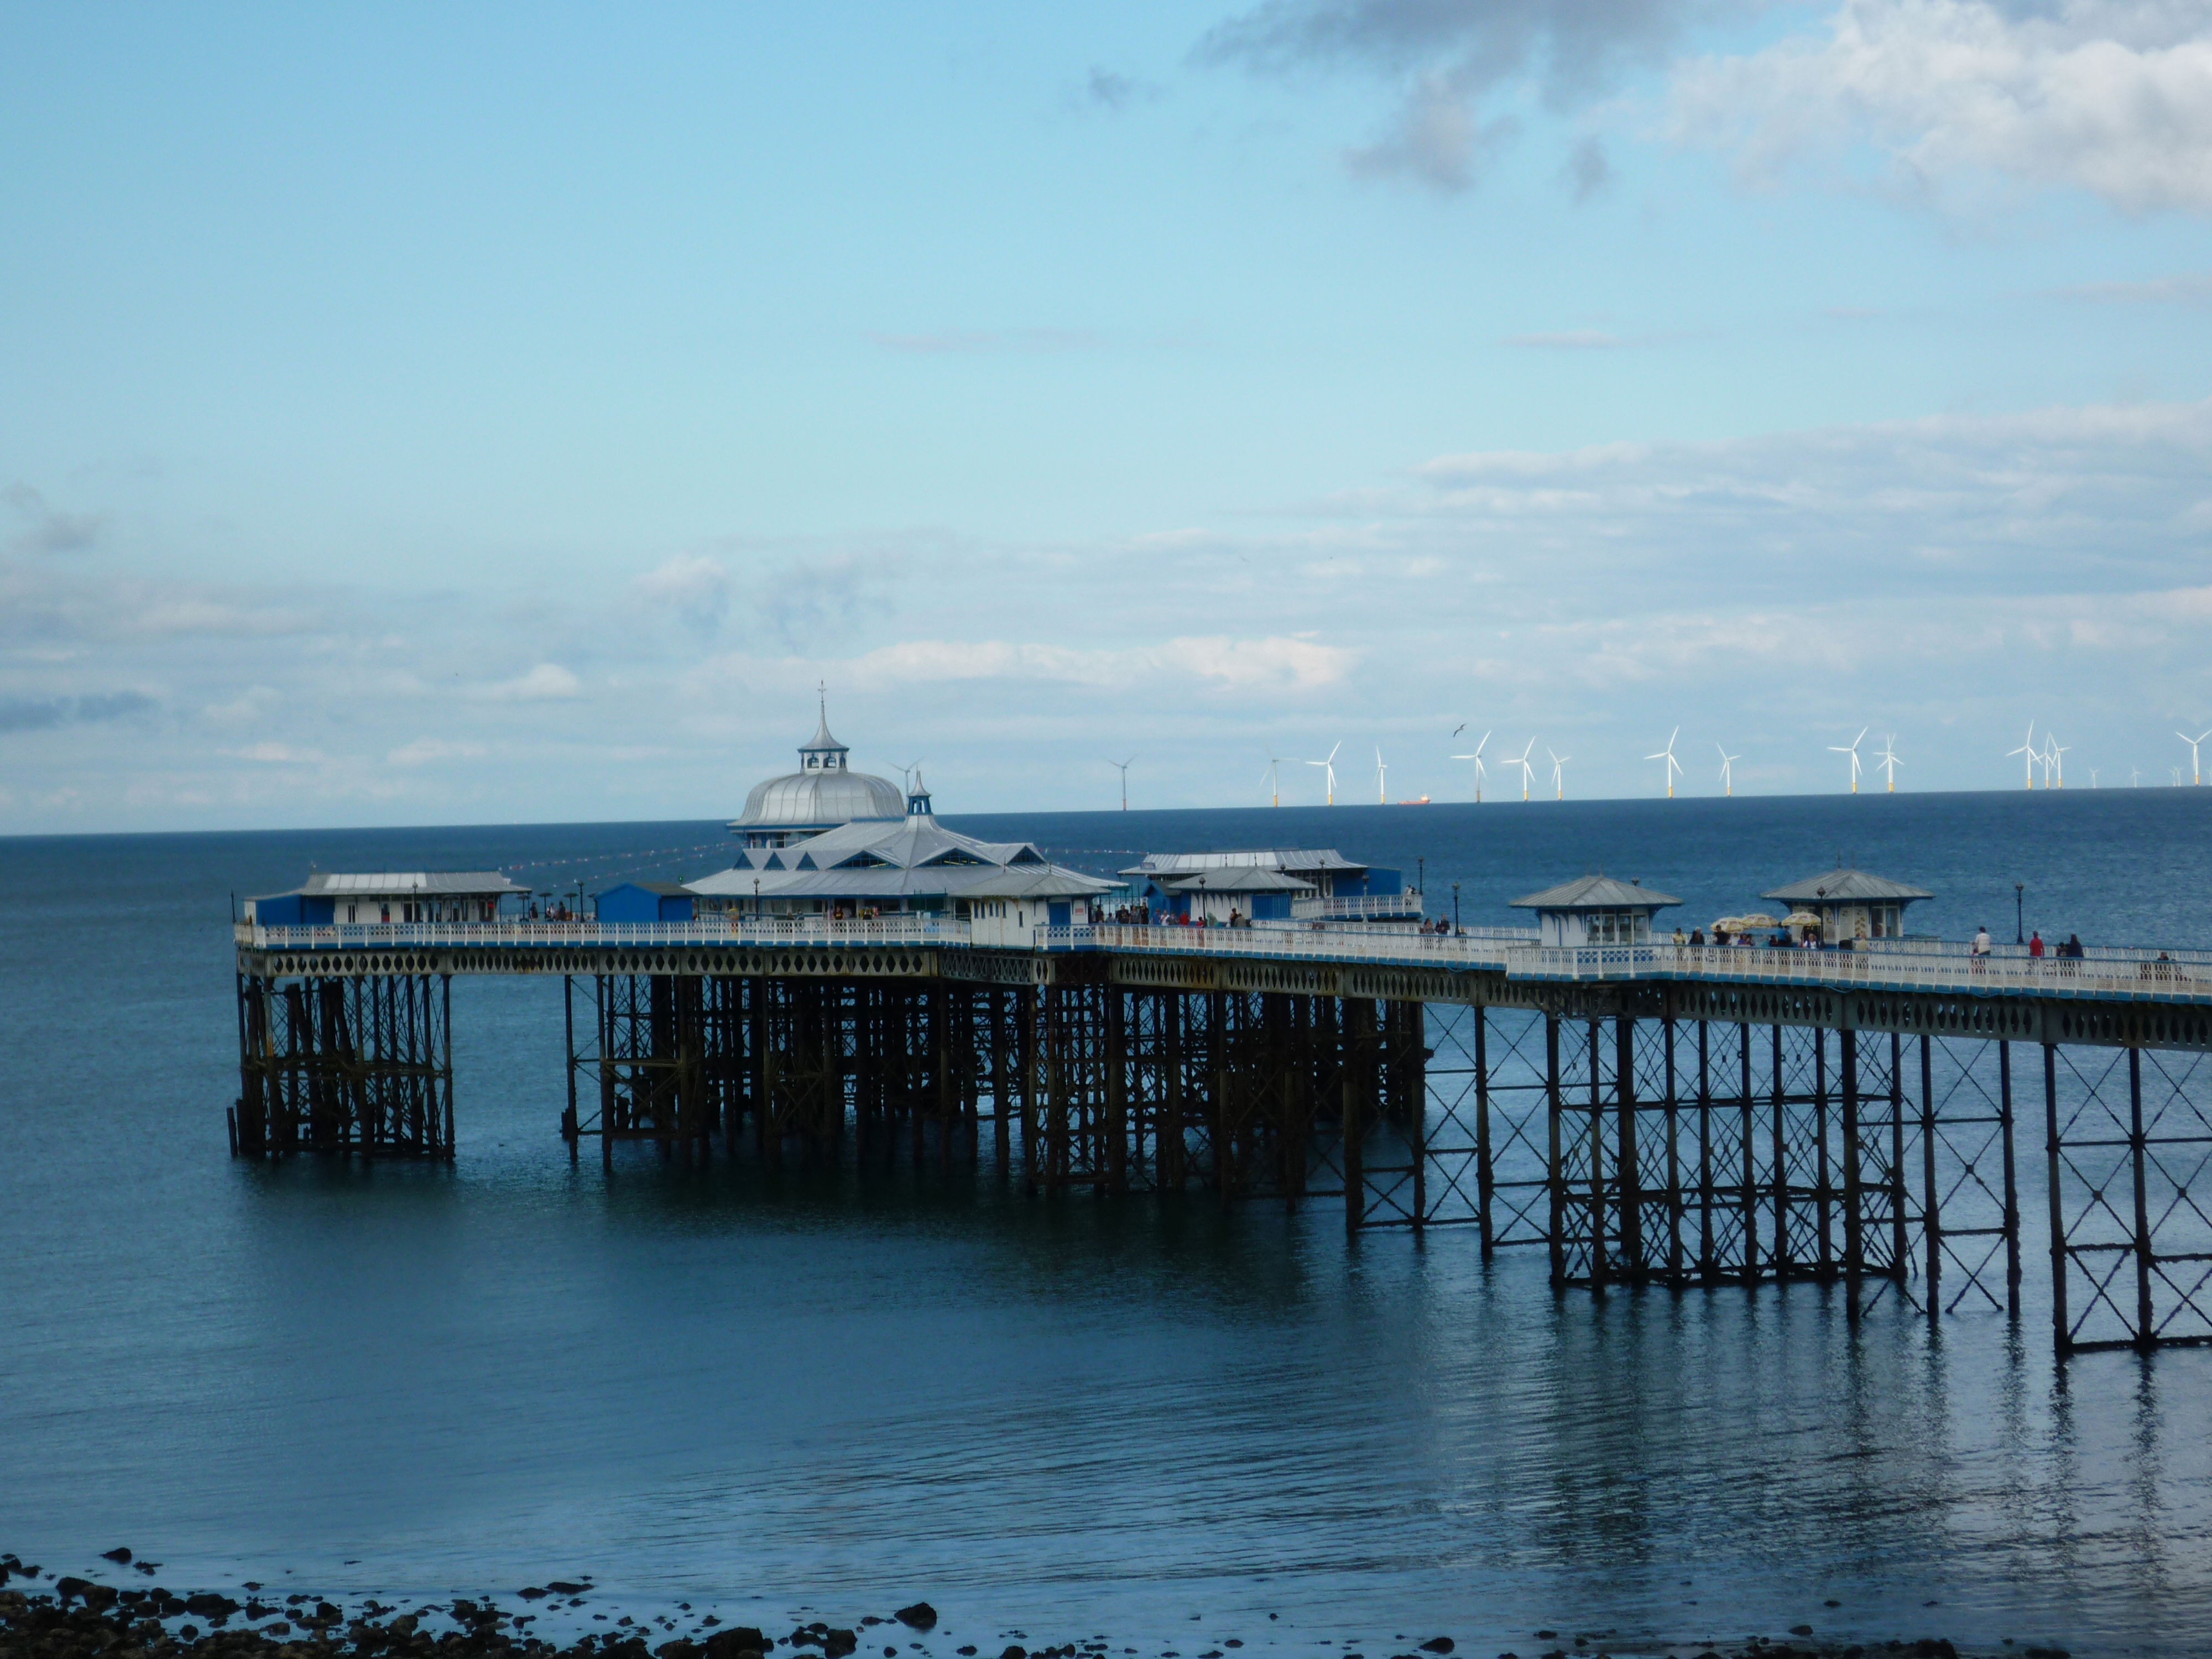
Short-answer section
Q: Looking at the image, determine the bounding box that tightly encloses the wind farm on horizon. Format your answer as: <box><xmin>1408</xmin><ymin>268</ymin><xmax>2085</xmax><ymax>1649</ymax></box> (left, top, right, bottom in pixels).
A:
<box><xmin>1112</xmin><ymin>719</ymin><xmax>2212</xmax><ymax>810</ymax></box>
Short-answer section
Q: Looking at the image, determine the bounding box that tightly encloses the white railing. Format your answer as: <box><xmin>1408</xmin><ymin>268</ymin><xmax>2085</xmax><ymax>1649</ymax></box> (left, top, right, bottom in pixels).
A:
<box><xmin>1518</xmin><ymin>943</ymin><xmax>2211</xmax><ymax>1000</ymax></box>
<box><xmin>232</xmin><ymin>918</ymin><xmax>2212</xmax><ymax>1002</ymax></box>
<box><xmin>1291</xmin><ymin>893</ymin><xmax>1426</xmax><ymax>921</ymax></box>
<box><xmin>1046</xmin><ymin>924</ymin><xmax>1520</xmax><ymax>969</ymax></box>
<box><xmin>236</xmin><ymin>916</ymin><xmax>969</xmax><ymax>950</ymax></box>
<box><xmin>1863</xmin><ymin>937</ymin><xmax>2212</xmax><ymax>969</ymax></box>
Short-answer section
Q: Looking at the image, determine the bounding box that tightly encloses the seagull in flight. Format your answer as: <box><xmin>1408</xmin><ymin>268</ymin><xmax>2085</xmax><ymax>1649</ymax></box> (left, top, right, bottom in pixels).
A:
<box><xmin>1452</xmin><ymin>722</ymin><xmax>1466</xmax><ymax>739</ymax></box>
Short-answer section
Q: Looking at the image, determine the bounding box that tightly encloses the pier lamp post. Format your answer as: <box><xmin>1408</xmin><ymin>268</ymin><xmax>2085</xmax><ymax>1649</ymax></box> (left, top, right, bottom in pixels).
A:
<box><xmin>1452</xmin><ymin>881</ymin><xmax>1460</xmax><ymax>934</ymax></box>
<box><xmin>2015</xmin><ymin>881</ymin><xmax>2025</xmax><ymax>945</ymax></box>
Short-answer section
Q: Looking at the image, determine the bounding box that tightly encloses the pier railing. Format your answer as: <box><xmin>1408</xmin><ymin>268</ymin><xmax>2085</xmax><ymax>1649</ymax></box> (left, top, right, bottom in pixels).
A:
<box><xmin>1048</xmin><ymin>922</ymin><xmax>1522</xmax><ymax>969</ymax></box>
<box><xmin>235</xmin><ymin>916</ymin><xmax>971</xmax><ymax>950</ymax></box>
<box><xmin>1520</xmin><ymin>941</ymin><xmax>2210</xmax><ymax>1000</ymax></box>
<box><xmin>1863</xmin><ymin>937</ymin><xmax>2212</xmax><ymax>969</ymax></box>
<box><xmin>1290</xmin><ymin>893</ymin><xmax>1427</xmax><ymax>921</ymax></box>
<box><xmin>233</xmin><ymin>916</ymin><xmax>2209</xmax><ymax>1001</ymax></box>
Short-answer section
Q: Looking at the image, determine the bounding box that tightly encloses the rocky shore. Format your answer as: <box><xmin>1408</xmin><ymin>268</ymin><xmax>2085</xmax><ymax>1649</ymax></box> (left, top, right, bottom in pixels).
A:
<box><xmin>0</xmin><ymin>1552</ymin><xmax>2070</xmax><ymax>1659</ymax></box>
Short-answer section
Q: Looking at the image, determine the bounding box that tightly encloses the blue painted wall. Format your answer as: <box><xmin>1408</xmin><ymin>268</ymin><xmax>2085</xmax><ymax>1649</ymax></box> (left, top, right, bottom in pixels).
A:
<box><xmin>595</xmin><ymin>884</ymin><xmax>695</xmax><ymax>923</ymax></box>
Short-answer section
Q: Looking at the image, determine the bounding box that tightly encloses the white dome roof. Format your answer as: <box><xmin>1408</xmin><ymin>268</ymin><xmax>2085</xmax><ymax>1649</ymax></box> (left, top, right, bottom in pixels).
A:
<box><xmin>736</xmin><ymin>767</ymin><xmax>905</xmax><ymax>829</ymax></box>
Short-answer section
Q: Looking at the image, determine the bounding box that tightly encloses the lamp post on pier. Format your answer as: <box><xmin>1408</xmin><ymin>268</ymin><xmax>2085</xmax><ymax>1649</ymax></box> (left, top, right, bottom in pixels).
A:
<box><xmin>1452</xmin><ymin>880</ymin><xmax>1460</xmax><ymax>934</ymax></box>
<box><xmin>2015</xmin><ymin>881</ymin><xmax>2025</xmax><ymax>945</ymax></box>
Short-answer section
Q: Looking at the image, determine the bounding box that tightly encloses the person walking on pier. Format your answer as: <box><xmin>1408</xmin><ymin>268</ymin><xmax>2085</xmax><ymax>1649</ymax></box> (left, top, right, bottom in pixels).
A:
<box><xmin>1971</xmin><ymin>925</ymin><xmax>1992</xmax><ymax>971</ymax></box>
<box><xmin>2029</xmin><ymin>930</ymin><xmax>2045</xmax><ymax>958</ymax></box>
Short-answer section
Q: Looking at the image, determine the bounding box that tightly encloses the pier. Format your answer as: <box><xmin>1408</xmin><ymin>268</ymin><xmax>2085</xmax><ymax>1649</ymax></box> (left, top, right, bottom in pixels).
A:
<box><xmin>223</xmin><ymin>710</ymin><xmax>2212</xmax><ymax>1364</ymax></box>
<box><xmin>230</xmin><ymin>907</ymin><xmax>2212</xmax><ymax>1362</ymax></box>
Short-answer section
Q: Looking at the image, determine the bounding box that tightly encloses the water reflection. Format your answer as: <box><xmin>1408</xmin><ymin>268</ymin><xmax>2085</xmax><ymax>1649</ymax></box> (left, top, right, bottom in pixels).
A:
<box><xmin>3</xmin><ymin>820</ymin><xmax>2210</xmax><ymax>1656</ymax></box>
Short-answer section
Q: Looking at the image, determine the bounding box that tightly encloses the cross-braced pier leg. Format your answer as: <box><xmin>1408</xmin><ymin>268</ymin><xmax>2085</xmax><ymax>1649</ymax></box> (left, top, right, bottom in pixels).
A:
<box><xmin>234</xmin><ymin>972</ymin><xmax>452</xmax><ymax>1160</ymax></box>
<box><xmin>2046</xmin><ymin>1039</ymin><xmax>2212</xmax><ymax>1353</ymax></box>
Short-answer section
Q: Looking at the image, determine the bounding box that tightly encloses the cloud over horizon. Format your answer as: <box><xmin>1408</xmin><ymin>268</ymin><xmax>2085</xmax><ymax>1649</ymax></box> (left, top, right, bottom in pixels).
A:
<box><xmin>7</xmin><ymin>393</ymin><xmax>2210</xmax><ymax>826</ymax></box>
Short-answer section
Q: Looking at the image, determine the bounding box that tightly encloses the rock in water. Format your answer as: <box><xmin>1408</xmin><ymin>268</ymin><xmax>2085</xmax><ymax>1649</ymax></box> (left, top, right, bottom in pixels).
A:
<box><xmin>896</xmin><ymin>1604</ymin><xmax>939</xmax><ymax>1632</ymax></box>
<box><xmin>102</xmin><ymin>1550</ymin><xmax>134</xmax><ymax>1565</ymax></box>
<box><xmin>1420</xmin><ymin>1642</ymin><xmax>1454</xmax><ymax>1655</ymax></box>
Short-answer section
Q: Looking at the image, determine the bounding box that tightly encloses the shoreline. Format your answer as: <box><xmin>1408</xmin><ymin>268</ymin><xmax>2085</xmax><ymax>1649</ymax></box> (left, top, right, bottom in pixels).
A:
<box><xmin>0</xmin><ymin>1552</ymin><xmax>2065</xmax><ymax>1659</ymax></box>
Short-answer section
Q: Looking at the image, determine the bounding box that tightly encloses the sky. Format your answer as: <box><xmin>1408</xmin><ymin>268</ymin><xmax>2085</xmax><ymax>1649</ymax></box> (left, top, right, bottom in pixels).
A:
<box><xmin>4</xmin><ymin>0</ymin><xmax>2212</xmax><ymax>831</ymax></box>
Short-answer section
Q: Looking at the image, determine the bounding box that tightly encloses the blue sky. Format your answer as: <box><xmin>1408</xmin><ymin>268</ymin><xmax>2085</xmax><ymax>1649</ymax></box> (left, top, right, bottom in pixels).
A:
<box><xmin>4</xmin><ymin>1</ymin><xmax>2211</xmax><ymax>828</ymax></box>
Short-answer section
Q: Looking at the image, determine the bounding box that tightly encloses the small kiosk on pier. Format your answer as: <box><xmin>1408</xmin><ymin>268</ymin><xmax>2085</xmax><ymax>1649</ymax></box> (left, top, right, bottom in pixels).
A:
<box><xmin>1511</xmin><ymin>874</ymin><xmax>1681</xmax><ymax>946</ymax></box>
<box><xmin>1761</xmin><ymin>867</ymin><xmax>1932</xmax><ymax>945</ymax></box>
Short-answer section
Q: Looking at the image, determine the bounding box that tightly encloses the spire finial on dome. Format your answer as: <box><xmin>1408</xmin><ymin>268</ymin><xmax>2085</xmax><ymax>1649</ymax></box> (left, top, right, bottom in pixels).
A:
<box><xmin>800</xmin><ymin>688</ymin><xmax>847</xmax><ymax>768</ymax></box>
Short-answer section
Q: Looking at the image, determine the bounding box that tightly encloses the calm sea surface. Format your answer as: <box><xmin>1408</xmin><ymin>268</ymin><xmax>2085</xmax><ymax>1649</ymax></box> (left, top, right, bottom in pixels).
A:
<box><xmin>4</xmin><ymin>791</ymin><xmax>2210</xmax><ymax>1657</ymax></box>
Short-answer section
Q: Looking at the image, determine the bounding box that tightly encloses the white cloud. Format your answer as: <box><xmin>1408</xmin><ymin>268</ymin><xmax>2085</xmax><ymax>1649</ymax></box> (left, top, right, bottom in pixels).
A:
<box><xmin>635</xmin><ymin>554</ymin><xmax>731</xmax><ymax>629</ymax></box>
<box><xmin>387</xmin><ymin>737</ymin><xmax>489</xmax><ymax>767</ymax></box>
<box><xmin>224</xmin><ymin>742</ymin><xmax>325</xmax><ymax>765</ymax></box>
<box><xmin>469</xmin><ymin>663</ymin><xmax>582</xmax><ymax>702</ymax></box>
<box><xmin>202</xmin><ymin>686</ymin><xmax>283</xmax><ymax>724</ymax></box>
<box><xmin>1670</xmin><ymin>0</ymin><xmax>2212</xmax><ymax>213</ymax></box>
<box><xmin>844</xmin><ymin>634</ymin><xmax>1355</xmax><ymax>693</ymax></box>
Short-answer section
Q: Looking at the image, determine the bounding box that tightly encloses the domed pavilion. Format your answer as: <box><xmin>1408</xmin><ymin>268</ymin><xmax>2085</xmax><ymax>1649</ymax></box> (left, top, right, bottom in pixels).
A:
<box><xmin>688</xmin><ymin>700</ymin><xmax>1117</xmax><ymax>928</ymax></box>
<box><xmin>729</xmin><ymin>698</ymin><xmax>905</xmax><ymax>849</ymax></box>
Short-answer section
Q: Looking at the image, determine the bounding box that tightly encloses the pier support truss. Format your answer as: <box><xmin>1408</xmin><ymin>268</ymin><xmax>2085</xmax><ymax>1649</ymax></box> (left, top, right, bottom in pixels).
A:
<box><xmin>228</xmin><ymin>941</ymin><xmax>2212</xmax><ymax>1355</ymax></box>
<box><xmin>2044</xmin><ymin>1043</ymin><xmax>2212</xmax><ymax>1352</ymax></box>
<box><xmin>233</xmin><ymin>972</ymin><xmax>453</xmax><ymax>1158</ymax></box>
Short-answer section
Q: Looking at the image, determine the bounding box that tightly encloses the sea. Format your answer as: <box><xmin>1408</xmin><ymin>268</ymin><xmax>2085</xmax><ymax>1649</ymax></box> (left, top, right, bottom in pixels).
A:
<box><xmin>3</xmin><ymin>789</ymin><xmax>2210</xmax><ymax>1657</ymax></box>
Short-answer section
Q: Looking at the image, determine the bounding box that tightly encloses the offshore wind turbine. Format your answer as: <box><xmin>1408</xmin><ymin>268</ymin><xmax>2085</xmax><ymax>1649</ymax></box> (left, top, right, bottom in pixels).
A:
<box><xmin>1108</xmin><ymin>756</ymin><xmax>1135</xmax><ymax>810</ymax></box>
<box><xmin>1375</xmin><ymin>746</ymin><xmax>1388</xmax><ymax>806</ymax></box>
<box><xmin>2007</xmin><ymin>722</ymin><xmax>2038</xmax><ymax>788</ymax></box>
<box><xmin>2179</xmin><ymin>728</ymin><xmax>2210</xmax><ymax>786</ymax></box>
<box><xmin>1875</xmin><ymin>734</ymin><xmax>1902</xmax><ymax>793</ymax></box>
<box><xmin>1451</xmin><ymin>731</ymin><xmax>1491</xmax><ymax>802</ymax></box>
<box><xmin>1262</xmin><ymin>753</ymin><xmax>1285</xmax><ymax>807</ymax></box>
<box><xmin>1717</xmin><ymin>743</ymin><xmax>1741</xmax><ymax>797</ymax></box>
<box><xmin>2131</xmin><ymin>767</ymin><xmax>2142</xmax><ymax>787</ymax></box>
<box><xmin>1646</xmin><ymin>727</ymin><xmax>1683</xmax><ymax>798</ymax></box>
<box><xmin>1507</xmin><ymin>739</ymin><xmax>1537</xmax><ymax>802</ymax></box>
<box><xmin>1829</xmin><ymin>727</ymin><xmax>1867</xmax><ymax>793</ymax></box>
<box><xmin>2045</xmin><ymin>736</ymin><xmax>2068</xmax><ymax>790</ymax></box>
<box><xmin>1548</xmin><ymin>748</ymin><xmax>1569</xmax><ymax>801</ymax></box>
<box><xmin>1306</xmin><ymin>742</ymin><xmax>1342</xmax><ymax>806</ymax></box>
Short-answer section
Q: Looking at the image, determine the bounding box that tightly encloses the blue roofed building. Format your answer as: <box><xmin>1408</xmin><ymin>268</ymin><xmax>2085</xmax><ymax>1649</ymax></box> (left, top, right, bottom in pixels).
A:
<box><xmin>594</xmin><ymin>881</ymin><xmax>697</xmax><ymax>924</ymax></box>
<box><xmin>246</xmin><ymin>871</ymin><xmax>528</xmax><ymax>927</ymax></box>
